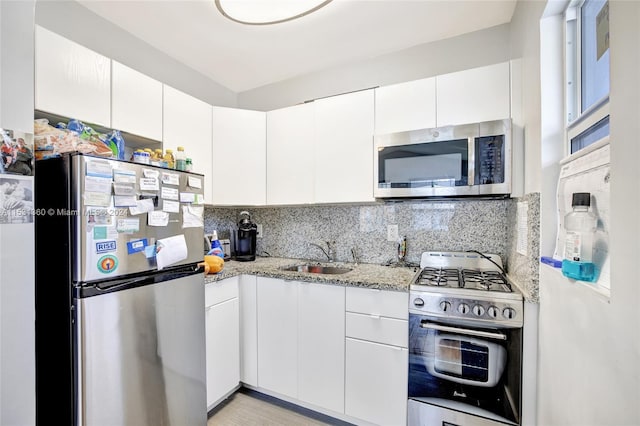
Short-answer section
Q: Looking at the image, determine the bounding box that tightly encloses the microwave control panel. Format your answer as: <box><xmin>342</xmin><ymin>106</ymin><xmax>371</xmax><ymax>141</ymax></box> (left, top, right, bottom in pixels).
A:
<box><xmin>475</xmin><ymin>135</ymin><xmax>505</xmax><ymax>185</ymax></box>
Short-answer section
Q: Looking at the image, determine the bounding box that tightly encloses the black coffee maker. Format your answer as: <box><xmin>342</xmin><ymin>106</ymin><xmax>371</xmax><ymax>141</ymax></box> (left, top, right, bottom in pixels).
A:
<box><xmin>234</xmin><ymin>211</ymin><xmax>257</xmax><ymax>262</ymax></box>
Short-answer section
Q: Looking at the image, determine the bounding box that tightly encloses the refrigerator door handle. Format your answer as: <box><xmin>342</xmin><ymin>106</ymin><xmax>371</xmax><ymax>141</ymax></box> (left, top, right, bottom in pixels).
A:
<box><xmin>95</xmin><ymin>277</ymin><xmax>150</xmax><ymax>293</ymax></box>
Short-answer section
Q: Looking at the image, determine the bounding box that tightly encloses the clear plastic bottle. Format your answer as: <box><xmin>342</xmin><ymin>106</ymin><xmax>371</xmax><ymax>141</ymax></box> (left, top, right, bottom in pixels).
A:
<box><xmin>163</xmin><ymin>149</ymin><xmax>175</xmax><ymax>169</ymax></box>
<box><xmin>175</xmin><ymin>146</ymin><xmax>187</xmax><ymax>171</ymax></box>
<box><xmin>562</xmin><ymin>192</ymin><xmax>598</xmax><ymax>281</ymax></box>
<box><xmin>185</xmin><ymin>158</ymin><xmax>193</xmax><ymax>172</ymax></box>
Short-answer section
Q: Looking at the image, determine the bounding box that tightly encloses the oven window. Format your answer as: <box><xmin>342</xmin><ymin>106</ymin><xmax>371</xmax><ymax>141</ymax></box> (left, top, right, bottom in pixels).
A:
<box><xmin>378</xmin><ymin>139</ymin><xmax>468</xmax><ymax>188</ymax></box>
<box><xmin>434</xmin><ymin>338</ymin><xmax>490</xmax><ymax>382</ymax></box>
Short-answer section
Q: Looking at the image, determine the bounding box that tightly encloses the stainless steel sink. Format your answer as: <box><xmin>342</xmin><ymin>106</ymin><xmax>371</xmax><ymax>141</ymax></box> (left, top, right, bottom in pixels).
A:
<box><xmin>281</xmin><ymin>264</ymin><xmax>352</xmax><ymax>275</ymax></box>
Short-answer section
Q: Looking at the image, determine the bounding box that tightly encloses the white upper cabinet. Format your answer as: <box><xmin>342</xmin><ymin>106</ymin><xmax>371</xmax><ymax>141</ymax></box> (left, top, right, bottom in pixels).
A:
<box><xmin>374</xmin><ymin>77</ymin><xmax>436</xmax><ymax>134</ymax></box>
<box><xmin>35</xmin><ymin>25</ymin><xmax>111</xmax><ymax>127</ymax></box>
<box><xmin>211</xmin><ymin>107</ymin><xmax>266</xmax><ymax>206</ymax></box>
<box><xmin>314</xmin><ymin>89</ymin><xmax>375</xmax><ymax>204</ymax></box>
<box><xmin>436</xmin><ymin>61</ymin><xmax>511</xmax><ymax>127</ymax></box>
<box><xmin>111</xmin><ymin>61</ymin><xmax>163</xmax><ymax>141</ymax></box>
<box><xmin>163</xmin><ymin>85</ymin><xmax>213</xmax><ymax>202</ymax></box>
<box><xmin>266</xmin><ymin>103</ymin><xmax>315</xmax><ymax>205</ymax></box>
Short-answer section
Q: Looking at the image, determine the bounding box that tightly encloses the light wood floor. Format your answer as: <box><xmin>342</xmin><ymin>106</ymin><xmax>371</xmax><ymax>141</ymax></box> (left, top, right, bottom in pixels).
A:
<box><xmin>207</xmin><ymin>389</ymin><xmax>348</xmax><ymax>426</ymax></box>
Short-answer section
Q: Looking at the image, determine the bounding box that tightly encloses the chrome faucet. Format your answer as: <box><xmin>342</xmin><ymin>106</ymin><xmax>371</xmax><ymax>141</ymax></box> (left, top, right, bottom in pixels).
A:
<box><xmin>351</xmin><ymin>247</ymin><xmax>360</xmax><ymax>266</ymax></box>
<box><xmin>310</xmin><ymin>241</ymin><xmax>336</xmax><ymax>262</ymax></box>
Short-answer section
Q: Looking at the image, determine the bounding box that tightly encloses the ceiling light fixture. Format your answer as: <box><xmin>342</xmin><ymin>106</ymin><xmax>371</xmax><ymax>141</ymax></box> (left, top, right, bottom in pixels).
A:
<box><xmin>215</xmin><ymin>0</ymin><xmax>333</xmax><ymax>25</ymax></box>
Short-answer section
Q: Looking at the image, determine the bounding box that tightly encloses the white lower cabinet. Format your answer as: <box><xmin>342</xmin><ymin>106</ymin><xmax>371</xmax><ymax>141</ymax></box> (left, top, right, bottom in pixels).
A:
<box><xmin>345</xmin><ymin>287</ymin><xmax>409</xmax><ymax>425</ymax></box>
<box><xmin>297</xmin><ymin>282</ymin><xmax>345</xmax><ymax>413</ymax></box>
<box><xmin>205</xmin><ymin>277</ymin><xmax>240</xmax><ymax>410</ymax></box>
<box><xmin>257</xmin><ymin>277</ymin><xmax>299</xmax><ymax>398</ymax></box>
<box><xmin>256</xmin><ymin>278</ymin><xmax>347</xmax><ymax>414</ymax></box>
<box><xmin>239</xmin><ymin>275</ymin><xmax>258</xmax><ymax>387</ymax></box>
<box><xmin>345</xmin><ymin>338</ymin><xmax>408</xmax><ymax>426</ymax></box>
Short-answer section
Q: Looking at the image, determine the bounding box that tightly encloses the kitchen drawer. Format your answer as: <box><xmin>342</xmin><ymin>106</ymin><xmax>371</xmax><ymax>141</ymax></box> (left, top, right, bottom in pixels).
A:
<box><xmin>205</xmin><ymin>276</ymin><xmax>239</xmax><ymax>307</ymax></box>
<box><xmin>346</xmin><ymin>287</ymin><xmax>408</xmax><ymax>320</ymax></box>
<box><xmin>346</xmin><ymin>312</ymin><xmax>407</xmax><ymax>347</ymax></box>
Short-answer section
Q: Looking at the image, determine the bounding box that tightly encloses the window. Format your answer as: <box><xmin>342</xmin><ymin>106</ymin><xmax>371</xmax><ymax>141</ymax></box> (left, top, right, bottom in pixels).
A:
<box><xmin>565</xmin><ymin>0</ymin><xmax>610</xmax><ymax>153</ymax></box>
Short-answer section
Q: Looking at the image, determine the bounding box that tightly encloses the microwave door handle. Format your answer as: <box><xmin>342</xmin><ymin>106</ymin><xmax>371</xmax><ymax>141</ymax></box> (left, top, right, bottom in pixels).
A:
<box><xmin>420</xmin><ymin>322</ymin><xmax>507</xmax><ymax>341</ymax></box>
<box><xmin>468</xmin><ymin>136</ymin><xmax>475</xmax><ymax>186</ymax></box>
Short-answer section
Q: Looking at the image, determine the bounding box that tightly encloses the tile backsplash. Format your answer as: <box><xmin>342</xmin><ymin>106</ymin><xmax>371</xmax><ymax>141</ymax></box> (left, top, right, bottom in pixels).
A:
<box><xmin>205</xmin><ymin>199</ymin><xmax>512</xmax><ymax>266</ymax></box>
<box><xmin>506</xmin><ymin>192</ymin><xmax>540</xmax><ymax>301</ymax></box>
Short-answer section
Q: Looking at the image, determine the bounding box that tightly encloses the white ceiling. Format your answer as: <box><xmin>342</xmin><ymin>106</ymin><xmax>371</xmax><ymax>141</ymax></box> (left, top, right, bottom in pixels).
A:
<box><xmin>78</xmin><ymin>0</ymin><xmax>517</xmax><ymax>93</ymax></box>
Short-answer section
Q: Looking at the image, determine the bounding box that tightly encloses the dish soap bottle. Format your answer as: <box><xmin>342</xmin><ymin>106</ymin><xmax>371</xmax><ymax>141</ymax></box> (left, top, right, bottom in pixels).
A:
<box><xmin>207</xmin><ymin>230</ymin><xmax>225</xmax><ymax>258</ymax></box>
<box><xmin>561</xmin><ymin>192</ymin><xmax>598</xmax><ymax>282</ymax></box>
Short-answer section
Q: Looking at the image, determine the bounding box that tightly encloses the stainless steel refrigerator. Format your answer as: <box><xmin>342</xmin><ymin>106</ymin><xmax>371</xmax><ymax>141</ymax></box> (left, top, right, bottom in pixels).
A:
<box><xmin>34</xmin><ymin>153</ymin><xmax>207</xmax><ymax>426</ymax></box>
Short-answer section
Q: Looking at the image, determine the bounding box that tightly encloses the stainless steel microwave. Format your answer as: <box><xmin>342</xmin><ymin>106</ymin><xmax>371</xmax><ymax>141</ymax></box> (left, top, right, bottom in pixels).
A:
<box><xmin>374</xmin><ymin>119</ymin><xmax>513</xmax><ymax>198</ymax></box>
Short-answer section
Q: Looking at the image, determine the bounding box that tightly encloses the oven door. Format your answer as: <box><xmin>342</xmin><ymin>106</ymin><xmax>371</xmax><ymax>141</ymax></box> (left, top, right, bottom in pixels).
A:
<box><xmin>408</xmin><ymin>314</ymin><xmax>521</xmax><ymax>425</ymax></box>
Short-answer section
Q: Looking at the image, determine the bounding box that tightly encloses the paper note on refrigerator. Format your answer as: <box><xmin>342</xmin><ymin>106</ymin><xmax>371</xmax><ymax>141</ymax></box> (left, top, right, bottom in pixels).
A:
<box><xmin>148</xmin><ymin>211</ymin><xmax>170</xmax><ymax>227</ymax></box>
<box><xmin>182</xmin><ymin>205</ymin><xmax>204</xmax><ymax>228</ymax></box>
<box><xmin>156</xmin><ymin>234</ymin><xmax>188</xmax><ymax>270</ymax></box>
<box><xmin>129</xmin><ymin>198</ymin><xmax>155</xmax><ymax>215</ymax></box>
<box><xmin>113</xmin><ymin>195</ymin><xmax>138</xmax><ymax>207</ymax></box>
<box><xmin>86</xmin><ymin>160</ymin><xmax>112</xmax><ymax>178</ymax></box>
<box><xmin>139</xmin><ymin>177</ymin><xmax>159</xmax><ymax>191</ymax></box>
<box><xmin>161</xmin><ymin>186</ymin><xmax>179</xmax><ymax>200</ymax></box>
<box><xmin>188</xmin><ymin>176</ymin><xmax>202</xmax><ymax>189</ymax></box>
<box><xmin>162</xmin><ymin>200</ymin><xmax>180</xmax><ymax>213</ymax></box>
<box><xmin>85</xmin><ymin>176</ymin><xmax>112</xmax><ymax>193</ymax></box>
<box><xmin>84</xmin><ymin>192</ymin><xmax>111</xmax><ymax>207</ymax></box>
<box><xmin>179</xmin><ymin>192</ymin><xmax>196</xmax><ymax>203</ymax></box>
<box><xmin>161</xmin><ymin>172</ymin><xmax>180</xmax><ymax>186</ymax></box>
<box><xmin>113</xmin><ymin>169</ymin><xmax>137</xmax><ymax>184</ymax></box>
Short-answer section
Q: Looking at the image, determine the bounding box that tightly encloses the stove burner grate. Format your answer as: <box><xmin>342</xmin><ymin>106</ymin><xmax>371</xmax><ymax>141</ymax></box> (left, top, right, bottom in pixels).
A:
<box><xmin>416</xmin><ymin>267</ymin><xmax>460</xmax><ymax>287</ymax></box>
<box><xmin>461</xmin><ymin>269</ymin><xmax>512</xmax><ymax>291</ymax></box>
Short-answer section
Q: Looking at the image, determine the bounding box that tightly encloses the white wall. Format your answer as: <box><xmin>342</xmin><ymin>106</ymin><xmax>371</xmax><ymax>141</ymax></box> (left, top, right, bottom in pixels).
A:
<box><xmin>237</xmin><ymin>23</ymin><xmax>511</xmax><ymax>111</ymax></box>
<box><xmin>35</xmin><ymin>1</ymin><xmax>237</xmax><ymax>108</ymax></box>
<box><xmin>537</xmin><ymin>2</ymin><xmax>640</xmax><ymax>425</ymax></box>
<box><xmin>0</xmin><ymin>2</ymin><xmax>36</xmax><ymax>425</ymax></box>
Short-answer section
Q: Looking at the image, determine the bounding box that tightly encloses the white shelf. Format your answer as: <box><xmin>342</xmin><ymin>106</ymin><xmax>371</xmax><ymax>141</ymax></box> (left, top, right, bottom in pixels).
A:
<box><xmin>34</xmin><ymin>110</ymin><xmax>162</xmax><ymax>150</ymax></box>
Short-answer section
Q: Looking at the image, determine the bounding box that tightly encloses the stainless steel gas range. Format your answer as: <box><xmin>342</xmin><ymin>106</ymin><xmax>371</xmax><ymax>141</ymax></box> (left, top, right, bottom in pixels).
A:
<box><xmin>408</xmin><ymin>251</ymin><xmax>523</xmax><ymax>426</ymax></box>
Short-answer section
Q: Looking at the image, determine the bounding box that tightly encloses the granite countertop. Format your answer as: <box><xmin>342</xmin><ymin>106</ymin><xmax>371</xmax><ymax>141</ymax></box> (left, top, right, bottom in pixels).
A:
<box><xmin>203</xmin><ymin>256</ymin><xmax>418</xmax><ymax>292</ymax></box>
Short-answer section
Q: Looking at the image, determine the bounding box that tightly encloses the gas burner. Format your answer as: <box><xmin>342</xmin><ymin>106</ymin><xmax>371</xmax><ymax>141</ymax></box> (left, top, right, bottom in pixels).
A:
<box><xmin>461</xmin><ymin>269</ymin><xmax>511</xmax><ymax>292</ymax></box>
<box><xmin>416</xmin><ymin>267</ymin><xmax>460</xmax><ymax>287</ymax></box>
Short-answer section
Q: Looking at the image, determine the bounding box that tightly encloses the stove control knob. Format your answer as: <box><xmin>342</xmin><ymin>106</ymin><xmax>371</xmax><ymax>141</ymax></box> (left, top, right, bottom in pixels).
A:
<box><xmin>457</xmin><ymin>303</ymin><xmax>470</xmax><ymax>315</ymax></box>
<box><xmin>439</xmin><ymin>301</ymin><xmax>452</xmax><ymax>312</ymax></box>
<box><xmin>503</xmin><ymin>307</ymin><xmax>517</xmax><ymax>319</ymax></box>
<box><xmin>413</xmin><ymin>298</ymin><xmax>425</xmax><ymax>307</ymax></box>
<box><xmin>487</xmin><ymin>306</ymin><xmax>499</xmax><ymax>318</ymax></box>
<box><xmin>472</xmin><ymin>305</ymin><xmax>485</xmax><ymax>316</ymax></box>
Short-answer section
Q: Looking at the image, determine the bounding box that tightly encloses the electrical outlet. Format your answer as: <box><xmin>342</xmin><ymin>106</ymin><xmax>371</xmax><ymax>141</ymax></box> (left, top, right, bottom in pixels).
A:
<box><xmin>387</xmin><ymin>224</ymin><xmax>398</xmax><ymax>242</ymax></box>
<box><xmin>256</xmin><ymin>224</ymin><xmax>263</xmax><ymax>238</ymax></box>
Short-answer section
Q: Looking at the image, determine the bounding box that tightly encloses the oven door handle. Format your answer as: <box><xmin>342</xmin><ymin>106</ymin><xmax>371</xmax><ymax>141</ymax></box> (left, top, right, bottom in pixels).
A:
<box><xmin>420</xmin><ymin>322</ymin><xmax>507</xmax><ymax>341</ymax></box>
